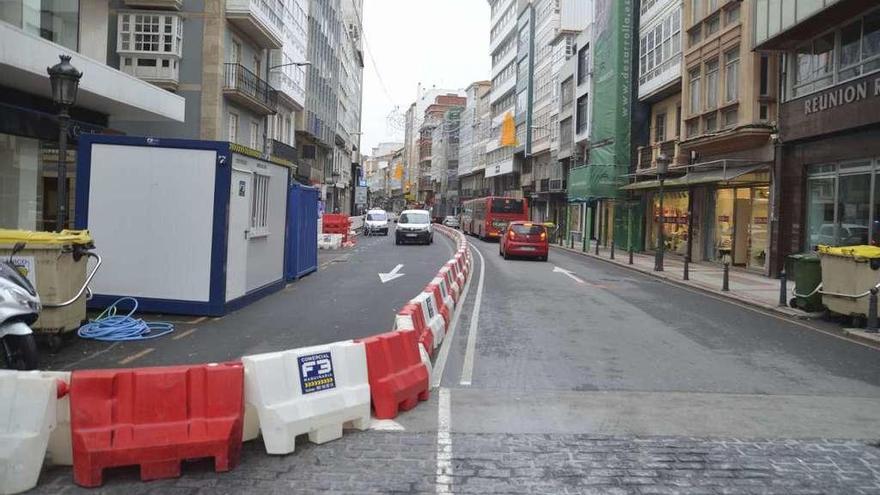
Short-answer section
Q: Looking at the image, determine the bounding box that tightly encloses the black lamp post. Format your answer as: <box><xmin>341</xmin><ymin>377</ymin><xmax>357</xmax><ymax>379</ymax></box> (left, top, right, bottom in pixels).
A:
<box><xmin>654</xmin><ymin>153</ymin><xmax>670</xmax><ymax>272</ymax></box>
<box><xmin>47</xmin><ymin>55</ymin><xmax>82</xmax><ymax>232</ymax></box>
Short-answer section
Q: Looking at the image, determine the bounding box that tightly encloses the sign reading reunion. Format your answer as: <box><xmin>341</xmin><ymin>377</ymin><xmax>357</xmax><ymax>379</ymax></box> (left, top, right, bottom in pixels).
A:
<box><xmin>804</xmin><ymin>77</ymin><xmax>880</xmax><ymax>115</ymax></box>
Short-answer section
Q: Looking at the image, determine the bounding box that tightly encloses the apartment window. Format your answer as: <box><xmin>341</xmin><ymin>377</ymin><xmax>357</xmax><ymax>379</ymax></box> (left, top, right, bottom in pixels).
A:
<box><xmin>705</xmin><ymin>14</ymin><xmax>720</xmax><ymax>36</ymax></box>
<box><xmin>723</xmin><ymin>109</ymin><xmax>738</xmax><ymax>128</ymax></box>
<box><xmin>231</xmin><ymin>39</ymin><xmax>242</xmax><ymax>65</ymax></box>
<box><xmin>675</xmin><ymin>106</ymin><xmax>682</xmax><ymax>137</ymax></box>
<box><xmin>654</xmin><ymin>113</ymin><xmax>666</xmax><ymax>143</ymax></box>
<box><xmin>689</xmin><ymin>26</ymin><xmax>702</xmax><ymax>47</ymax></box>
<box><xmin>759</xmin><ymin>55</ymin><xmax>770</xmax><ymax>96</ymax></box>
<box><xmin>705</xmin><ymin>113</ymin><xmax>718</xmax><ymax>133</ymax></box>
<box><xmin>793</xmin><ymin>32</ymin><xmax>834</xmax><ymax>97</ymax></box>
<box><xmin>688</xmin><ymin>68</ymin><xmax>701</xmax><ymax>114</ymax></box>
<box><xmin>285</xmin><ymin>116</ymin><xmax>292</xmax><ymax>143</ymax></box>
<box><xmin>1</xmin><ymin>0</ymin><xmax>79</xmax><ymax>50</ymax></box>
<box><xmin>251</xmin><ymin>173</ymin><xmax>270</xmax><ymax>235</ymax></box>
<box><xmin>639</xmin><ymin>8</ymin><xmax>682</xmax><ymax>87</ymax></box>
<box><xmin>118</xmin><ymin>13</ymin><xmax>182</xmax><ymax>56</ymax></box>
<box><xmin>707</xmin><ymin>0</ymin><xmax>717</xmax><ymax>11</ymax></box>
<box><xmin>705</xmin><ymin>59</ymin><xmax>719</xmax><ymax>109</ymax></box>
<box><xmin>725</xmin><ymin>48</ymin><xmax>740</xmax><ymax>102</ymax></box>
<box><xmin>690</xmin><ymin>0</ymin><xmax>702</xmax><ymax>24</ymax></box>
<box><xmin>725</xmin><ymin>4</ymin><xmax>740</xmax><ymax>25</ymax></box>
<box><xmin>253</xmin><ymin>55</ymin><xmax>262</xmax><ymax>77</ymax></box>
<box><xmin>686</xmin><ymin>119</ymin><xmax>699</xmax><ymax>137</ymax></box>
<box><xmin>576</xmin><ymin>95</ymin><xmax>589</xmax><ymax>134</ymax></box>
<box><xmin>759</xmin><ymin>104</ymin><xmax>769</xmax><ymax>121</ymax></box>
<box><xmin>250</xmin><ymin>120</ymin><xmax>260</xmax><ymax>150</ymax></box>
<box><xmin>577</xmin><ymin>44</ymin><xmax>591</xmax><ymax>85</ymax></box>
<box><xmin>228</xmin><ymin>113</ymin><xmax>238</xmax><ymax>143</ymax></box>
<box><xmin>561</xmin><ymin>77</ymin><xmax>574</xmax><ymax>111</ymax></box>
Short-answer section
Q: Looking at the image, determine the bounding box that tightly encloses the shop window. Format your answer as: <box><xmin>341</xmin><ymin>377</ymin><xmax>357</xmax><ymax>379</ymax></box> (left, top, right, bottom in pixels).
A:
<box><xmin>648</xmin><ymin>190</ymin><xmax>690</xmax><ymax>257</ymax></box>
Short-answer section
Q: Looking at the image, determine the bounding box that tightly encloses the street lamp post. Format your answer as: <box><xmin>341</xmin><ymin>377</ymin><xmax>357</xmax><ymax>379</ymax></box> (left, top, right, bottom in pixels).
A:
<box><xmin>47</xmin><ymin>55</ymin><xmax>82</xmax><ymax>232</ymax></box>
<box><xmin>654</xmin><ymin>153</ymin><xmax>670</xmax><ymax>272</ymax></box>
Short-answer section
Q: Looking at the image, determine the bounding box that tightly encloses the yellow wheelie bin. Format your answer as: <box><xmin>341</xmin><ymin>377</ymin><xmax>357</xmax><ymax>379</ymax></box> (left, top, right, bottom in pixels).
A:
<box><xmin>817</xmin><ymin>244</ymin><xmax>880</xmax><ymax>327</ymax></box>
<box><xmin>0</xmin><ymin>229</ymin><xmax>99</xmax><ymax>348</ymax></box>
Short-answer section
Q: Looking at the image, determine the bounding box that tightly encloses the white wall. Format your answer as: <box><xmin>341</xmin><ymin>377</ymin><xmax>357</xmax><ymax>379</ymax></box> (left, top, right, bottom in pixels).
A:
<box><xmin>87</xmin><ymin>144</ymin><xmax>216</xmax><ymax>301</ymax></box>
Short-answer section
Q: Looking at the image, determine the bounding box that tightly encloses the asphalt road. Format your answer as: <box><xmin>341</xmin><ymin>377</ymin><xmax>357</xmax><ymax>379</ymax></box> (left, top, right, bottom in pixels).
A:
<box><xmin>32</xmin><ymin>233</ymin><xmax>880</xmax><ymax>494</ymax></box>
<box><xmin>41</xmin><ymin>228</ymin><xmax>456</xmax><ymax>370</ymax></box>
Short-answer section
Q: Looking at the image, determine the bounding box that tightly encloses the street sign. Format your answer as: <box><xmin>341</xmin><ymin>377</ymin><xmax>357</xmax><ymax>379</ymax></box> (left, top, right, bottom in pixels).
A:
<box><xmin>355</xmin><ymin>186</ymin><xmax>367</xmax><ymax>205</ymax></box>
<box><xmin>359</xmin><ymin>178</ymin><xmax>367</xmax><ymax>187</ymax></box>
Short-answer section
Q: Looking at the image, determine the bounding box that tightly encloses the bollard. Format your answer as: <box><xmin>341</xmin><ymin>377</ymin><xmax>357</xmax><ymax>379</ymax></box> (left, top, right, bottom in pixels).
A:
<box><xmin>778</xmin><ymin>270</ymin><xmax>787</xmax><ymax>307</ymax></box>
<box><xmin>868</xmin><ymin>288</ymin><xmax>879</xmax><ymax>333</ymax></box>
<box><xmin>722</xmin><ymin>262</ymin><xmax>730</xmax><ymax>292</ymax></box>
<box><xmin>683</xmin><ymin>256</ymin><xmax>690</xmax><ymax>281</ymax></box>
<box><xmin>610</xmin><ymin>241</ymin><xmax>615</xmax><ymax>260</ymax></box>
<box><xmin>628</xmin><ymin>247</ymin><xmax>634</xmax><ymax>265</ymax></box>
<box><xmin>594</xmin><ymin>238</ymin><xmax>599</xmax><ymax>256</ymax></box>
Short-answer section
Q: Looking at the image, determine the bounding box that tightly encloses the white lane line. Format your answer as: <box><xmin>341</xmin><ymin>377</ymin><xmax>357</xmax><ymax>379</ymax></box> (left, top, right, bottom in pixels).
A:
<box><xmin>459</xmin><ymin>242</ymin><xmax>486</xmax><ymax>386</ymax></box>
<box><xmin>435</xmin><ymin>387</ymin><xmax>453</xmax><ymax>494</ymax></box>
<box><xmin>431</xmin><ymin>243</ymin><xmax>475</xmax><ymax>388</ymax></box>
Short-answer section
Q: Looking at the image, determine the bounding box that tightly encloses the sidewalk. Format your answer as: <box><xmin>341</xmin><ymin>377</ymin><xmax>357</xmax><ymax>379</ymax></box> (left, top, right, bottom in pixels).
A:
<box><xmin>554</xmin><ymin>243</ymin><xmax>807</xmax><ymax>318</ymax></box>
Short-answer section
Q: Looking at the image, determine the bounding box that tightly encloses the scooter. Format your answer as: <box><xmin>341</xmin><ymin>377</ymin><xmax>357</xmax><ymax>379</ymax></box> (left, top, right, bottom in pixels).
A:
<box><xmin>0</xmin><ymin>242</ymin><xmax>40</xmax><ymax>370</ymax></box>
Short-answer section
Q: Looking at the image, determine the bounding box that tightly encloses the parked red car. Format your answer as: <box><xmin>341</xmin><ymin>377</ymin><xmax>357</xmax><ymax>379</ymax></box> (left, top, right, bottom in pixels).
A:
<box><xmin>499</xmin><ymin>221</ymin><xmax>549</xmax><ymax>261</ymax></box>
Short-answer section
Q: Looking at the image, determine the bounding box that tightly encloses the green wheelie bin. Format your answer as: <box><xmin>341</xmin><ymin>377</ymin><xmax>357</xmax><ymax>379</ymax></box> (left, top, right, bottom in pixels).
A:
<box><xmin>787</xmin><ymin>252</ymin><xmax>823</xmax><ymax>312</ymax></box>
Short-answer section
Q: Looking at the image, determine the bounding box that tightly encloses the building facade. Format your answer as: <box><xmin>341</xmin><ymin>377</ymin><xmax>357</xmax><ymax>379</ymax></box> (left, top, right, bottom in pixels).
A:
<box><xmin>756</xmin><ymin>1</ymin><xmax>880</xmax><ymax>274</ymax></box>
<box><xmin>486</xmin><ymin>0</ymin><xmax>518</xmax><ymax>195</ymax></box>
<box><xmin>458</xmin><ymin>81</ymin><xmax>492</xmax><ymax>203</ymax></box>
<box><xmin>0</xmin><ymin>0</ymin><xmax>184</xmax><ymax>230</ymax></box>
<box><xmin>431</xmin><ymin>107</ymin><xmax>463</xmax><ymax>218</ymax></box>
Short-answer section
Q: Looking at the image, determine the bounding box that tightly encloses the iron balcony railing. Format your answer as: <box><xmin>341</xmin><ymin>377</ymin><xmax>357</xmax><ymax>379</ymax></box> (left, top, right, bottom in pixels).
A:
<box><xmin>224</xmin><ymin>63</ymin><xmax>277</xmax><ymax>110</ymax></box>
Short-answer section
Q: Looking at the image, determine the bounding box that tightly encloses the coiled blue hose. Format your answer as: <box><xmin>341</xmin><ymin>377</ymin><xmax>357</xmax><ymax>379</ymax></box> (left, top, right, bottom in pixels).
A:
<box><xmin>77</xmin><ymin>297</ymin><xmax>174</xmax><ymax>341</ymax></box>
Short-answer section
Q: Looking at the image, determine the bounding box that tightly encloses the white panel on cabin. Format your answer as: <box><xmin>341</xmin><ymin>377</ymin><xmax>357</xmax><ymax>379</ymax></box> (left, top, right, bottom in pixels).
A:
<box><xmin>87</xmin><ymin>144</ymin><xmax>216</xmax><ymax>302</ymax></box>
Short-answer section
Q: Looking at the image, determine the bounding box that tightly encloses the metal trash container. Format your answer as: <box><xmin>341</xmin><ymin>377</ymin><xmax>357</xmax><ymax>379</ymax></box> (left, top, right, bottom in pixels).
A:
<box><xmin>787</xmin><ymin>252</ymin><xmax>823</xmax><ymax>312</ymax></box>
<box><xmin>817</xmin><ymin>244</ymin><xmax>880</xmax><ymax>326</ymax></box>
<box><xmin>0</xmin><ymin>229</ymin><xmax>96</xmax><ymax>343</ymax></box>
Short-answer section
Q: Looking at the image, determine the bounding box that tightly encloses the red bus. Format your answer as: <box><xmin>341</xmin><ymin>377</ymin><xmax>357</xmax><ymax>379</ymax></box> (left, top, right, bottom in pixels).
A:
<box><xmin>461</xmin><ymin>196</ymin><xmax>529</xmax><ymax>240</ymax></box>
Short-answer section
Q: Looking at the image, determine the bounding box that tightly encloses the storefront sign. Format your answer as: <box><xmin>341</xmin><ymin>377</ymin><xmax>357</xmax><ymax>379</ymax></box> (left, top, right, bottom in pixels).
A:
<box><xmin>803</xmin><ymin>77</ymin><xmax>880</xmax><ymax>116</ymax></box>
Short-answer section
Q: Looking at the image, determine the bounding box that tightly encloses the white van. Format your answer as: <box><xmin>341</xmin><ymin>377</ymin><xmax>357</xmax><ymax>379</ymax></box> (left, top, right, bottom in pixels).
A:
<box><xmin>365</xmin><ymin>209</ymin><xmax>389</xmax><ymax>236</ymax></box>
<box><xmin>395</xmin><ymin>209</ymin><xmax>433</xmax><ymax>245</ymax></box>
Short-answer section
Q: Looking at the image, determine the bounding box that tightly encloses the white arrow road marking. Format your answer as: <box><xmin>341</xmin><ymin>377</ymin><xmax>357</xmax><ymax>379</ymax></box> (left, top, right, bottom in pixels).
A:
<box><xmin>379</xmin><ymin>264</ymin><xmax>405</xmax><ymax>283</ymax></box>
<box><xmin>553</xmin><ymin>266</ymin><xmax>586</xmax><ymax>284</ymax></box>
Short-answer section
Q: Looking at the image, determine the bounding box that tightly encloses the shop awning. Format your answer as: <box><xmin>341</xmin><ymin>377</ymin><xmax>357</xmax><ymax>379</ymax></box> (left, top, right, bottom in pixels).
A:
<box><xmin>620</xmin><ymin>164</ymin><xmax>768</xmax><ymax>191</ymax></box>
<box><xmin>680</xmin><ymin>164</ymin><xmax>766</xmax><ymax>185</ymax></box>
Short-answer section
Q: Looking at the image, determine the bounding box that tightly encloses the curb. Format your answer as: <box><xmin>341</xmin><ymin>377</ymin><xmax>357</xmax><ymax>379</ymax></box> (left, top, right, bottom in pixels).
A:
<box><xmin>551</xmin><ymin>245</ymin><xmax>880</xmax><ymax>350</ymax></box>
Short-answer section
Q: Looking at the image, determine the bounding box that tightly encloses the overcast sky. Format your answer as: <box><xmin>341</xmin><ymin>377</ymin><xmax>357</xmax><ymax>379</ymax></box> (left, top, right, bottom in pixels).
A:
<box><xmin>360</xmin><ymin>0</ymin><xmax>491</xmax><ymax>155</ymax></box>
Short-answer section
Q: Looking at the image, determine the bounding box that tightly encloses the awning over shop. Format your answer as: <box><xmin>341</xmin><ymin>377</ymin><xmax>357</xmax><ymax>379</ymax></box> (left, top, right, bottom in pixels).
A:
<box><xmin>620</xmin><ymin>164</ymin><xmax>768</xmax><ymax>191</ymax></box>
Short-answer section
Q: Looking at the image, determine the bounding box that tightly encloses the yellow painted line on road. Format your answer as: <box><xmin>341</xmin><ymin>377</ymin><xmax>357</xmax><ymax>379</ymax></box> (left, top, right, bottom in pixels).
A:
<box><xmin>172</xmin><ymin>328</ymin><xmax>199</xmax><ymax>340</ymax></box>
<box><xmin>117</xmin><ymin>348</ymin><xmax>155</xmax><ymax>365</ymax></box>
<box><xmin>185</xmin><ymin>316</ymin><xmax>208</xmax><ymax>325</ymax></box>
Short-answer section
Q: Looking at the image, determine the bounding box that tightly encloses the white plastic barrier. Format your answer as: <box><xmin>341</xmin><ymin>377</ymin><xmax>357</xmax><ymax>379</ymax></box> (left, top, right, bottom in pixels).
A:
<box><xmin>432</xmin><ymin>277</ymin><xmax>455</xmax><ymax>315</ymax></box>
<box><xmin>413</xmin><ymin>293</ymin><xmax>445</xmax><ymax>350</ymax></box>
<box><xmin>418</xmin><ymin>343</ymin><xmax>433</xmax><ymax>385</ymax></box>
<box><xmin>242</xmin><ymin>340</ymin><xmax>371</xmax><ymax>455</ymax></box>
<box><xmin>439</xmin><ymin>266</ymin><xmax>460</xmax><ymax>303</ymax></box>
<box><xmin>0</xmin><ymin>370</ymin><xmax>58</xmax><ymax>495</ymax></box>
<box><xmin>318</xmin><ymin>233</ymin><xmax>343</xmax><ymax>250</ymax></box>
<box><xmin>41</xmin><ymin>371</ymin><xmax>72</xmax><ymax>466</ymax></box>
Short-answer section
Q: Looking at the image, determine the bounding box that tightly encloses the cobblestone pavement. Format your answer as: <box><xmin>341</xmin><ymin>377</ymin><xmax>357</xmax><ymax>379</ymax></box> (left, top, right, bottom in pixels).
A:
<box><xmin>33</xmin><ymin>431</ymin><xmax>880</xmax><ymax>494</ymax></box>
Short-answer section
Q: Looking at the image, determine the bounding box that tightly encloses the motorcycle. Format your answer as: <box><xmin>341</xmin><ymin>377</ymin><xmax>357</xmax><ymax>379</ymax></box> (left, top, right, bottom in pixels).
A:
<box><xmin>0</xmin><ymin>242</ymin><xmax>40</xmax><ymax>370</ymax></box>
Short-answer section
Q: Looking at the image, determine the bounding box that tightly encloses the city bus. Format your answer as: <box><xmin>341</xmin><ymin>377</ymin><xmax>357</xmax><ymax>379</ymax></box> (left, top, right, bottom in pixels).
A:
<box><xmin>460</xmin><ymin>196</ymin><xmax>529</xmax><ymax>240</ymax></box>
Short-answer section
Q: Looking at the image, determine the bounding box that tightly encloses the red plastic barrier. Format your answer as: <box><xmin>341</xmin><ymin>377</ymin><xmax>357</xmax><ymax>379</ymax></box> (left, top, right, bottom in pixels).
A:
<box><xmin>398</xmin><ymin>302</ymin><xmax>433</xmax><ymax>357</ymax></box>
<box><xmin>70</xmin><ymin>363</ymin><xmax>244</xmax><ymax>487</ymax></box>
<box><xmin>425</xmin><ymin>283</ymin><xmax>450</xmax><ymax>329</ymax></box>
<box><xmin>440</xmin><ymin>267</ymin><xmax>459</xmax><ymax>304</ymax></box>
<box><xmin>357</xmin><ymin>329</ymin><xmax>429</xmax><ymax>419</ymax></box>
<box><xmin>447</xmin><ymin>260</ymin><xmax>465</xmax><ymax>289</ymax></box>
<box><xmin>322</xmin><ymin>214</ymin><xmax>352</xmax><ymax>243</ymax></box>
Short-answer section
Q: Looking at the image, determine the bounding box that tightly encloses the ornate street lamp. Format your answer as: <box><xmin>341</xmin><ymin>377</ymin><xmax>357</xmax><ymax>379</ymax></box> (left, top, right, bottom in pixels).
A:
<box><xmin>47</xmin><ymin>55</ymin><xmax>82</xmax><ymax>232</ymax></box>
<box><xmin>654</xmin><ymin>153</ymin><xmax>670</xmax><ymax>272</ymax></box>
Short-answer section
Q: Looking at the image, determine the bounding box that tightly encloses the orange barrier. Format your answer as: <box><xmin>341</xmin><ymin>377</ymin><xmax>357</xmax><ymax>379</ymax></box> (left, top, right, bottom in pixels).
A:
<box><xmin>357</xmin><ymin>329</ymin><xmax>429</xmax><ymax>419</ymax></box>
